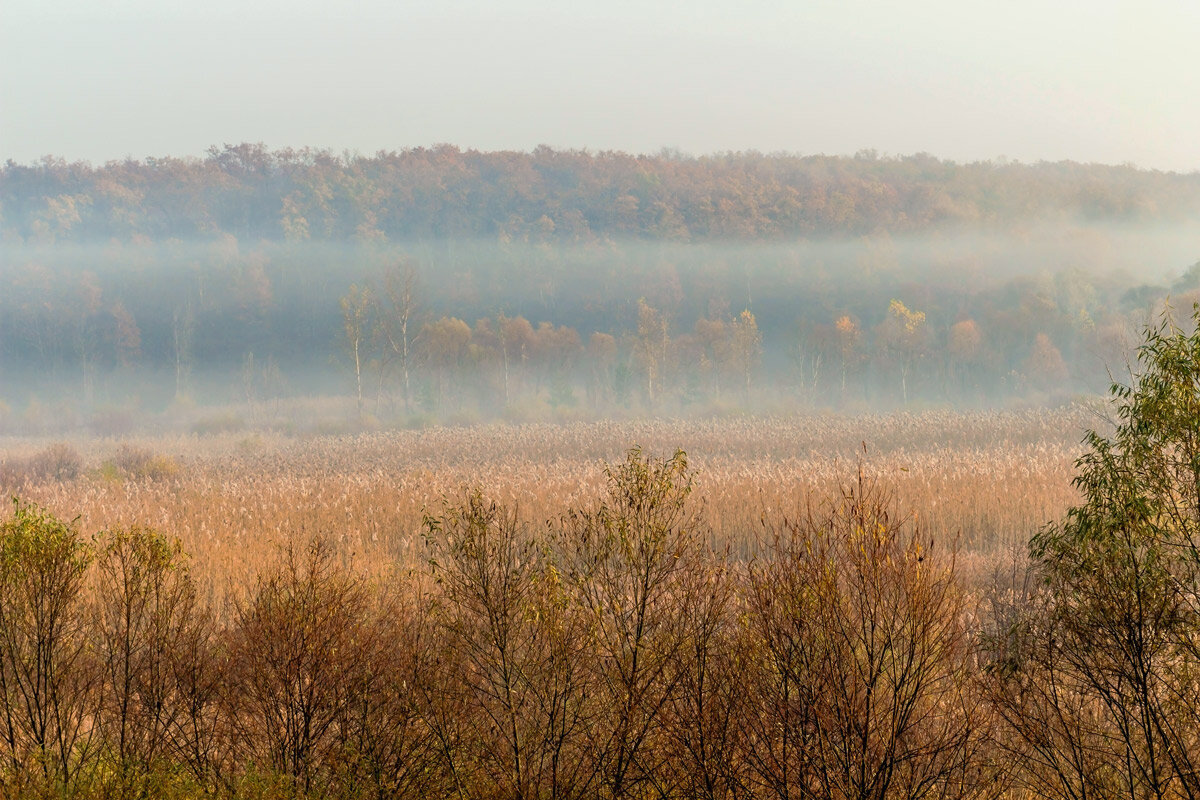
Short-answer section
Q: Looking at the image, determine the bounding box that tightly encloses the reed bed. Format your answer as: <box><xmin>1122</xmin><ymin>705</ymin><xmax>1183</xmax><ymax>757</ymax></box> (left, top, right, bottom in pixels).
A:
<box><xmin>0</xmin><ymin>407</ymin><xmax>1089</xmax><ymax>596</ymax></box>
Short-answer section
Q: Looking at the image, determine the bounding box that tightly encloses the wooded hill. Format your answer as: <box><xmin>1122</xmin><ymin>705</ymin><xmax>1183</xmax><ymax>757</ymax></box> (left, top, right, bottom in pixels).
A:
<box><xmin>3</xmin><ymin>146</ymin><xmax>1200</xmax><ymax>424</ymax></box>
<box><xmin>4</xmin><ymin>145</ymin><xmax>1200</xmax><ymax>244</ymax></box>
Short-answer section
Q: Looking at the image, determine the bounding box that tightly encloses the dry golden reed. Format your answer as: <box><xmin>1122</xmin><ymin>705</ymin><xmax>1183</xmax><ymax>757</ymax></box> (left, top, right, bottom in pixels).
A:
<box><xmin>0</xmin><ymin>408</ymin><xmax>1086</xmax><ymax>596</ymax></box>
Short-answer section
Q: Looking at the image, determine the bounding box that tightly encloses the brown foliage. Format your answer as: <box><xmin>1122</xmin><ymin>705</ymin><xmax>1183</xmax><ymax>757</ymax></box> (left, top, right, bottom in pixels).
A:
<box><xmin>91</xmin><ymin>525</ymin><xmax>203</xmax><ymax>794</ymax></box>
<box><xmin>0</xmin><ymin>502</ymin><xmax>95</xmax><ymax>793</ymax></box>
<box><xmin>0</xmin><ymin>443</ymin><xmax>83</xmax><ymax>488</ymax></box>
<box><xmin>741</xmin><ymin>474</ymin><xmax>996</xmax><ymax>800</ymax></box>
<box><xmin>0</xmin><ymin>413</ymin><xmax>1104</xmax><ymax>798</ymax></box>
<box><xmin>222</xmin><ymin>539</ymin><xmax>377</xmax><ymax>795</ymax></box>
<box><xmin>424</xmin><ymin>492</ymin><xmax>592</xmax><ymax>800</ymax></box>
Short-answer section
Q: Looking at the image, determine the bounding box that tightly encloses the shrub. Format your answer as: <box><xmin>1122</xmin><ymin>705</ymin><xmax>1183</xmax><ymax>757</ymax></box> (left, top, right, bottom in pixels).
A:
<box><xmin>91</xmin><ymin>526</ymin><xmax>203</xmax><ymax>796</ymax></box>
<box><xmin>108</xmin><ymin>444</ymin><xmax>180</xmax><ymax>481</ymax></box>
<box><xmin>993</xmin><ymin>304</ymin><xmax>1200</xmax><ymax>797</ymax></box>
<box><xmin>30</xmin><ymin>442</ymin><xmax>84</xmax><ymax>481</ymax></box>
<box><xmin>0</xmin><ymin>501</ymin><xmax>95</xmax><ymax>793</ymax></box>
<box><xmin>743</xmin><ymin>474</ymin><xmax>992</xmax><ymax>799</ymax></box>
<box><xmin>191</xmin><ymin>413</ymin><xmax>246</xmax><ymax>436</ymax></box>
<box><xmin>424</xmin><ymin>491</ymin><xmax>592</xmax><ymax>800</ymax></box>
<box><xmin>0</xmin><ymin>443</ymin><xmax>85</xmax><ymax>487</ymax></box>
<box><xmin>223</xmin><ymin>539</ymin><xmax>377</xmax><ymax>796</ymax></box>
<box><xmin>556</xmin><ymin>447</ymin><xmax>705</xmax><ymax>798</ymax></box>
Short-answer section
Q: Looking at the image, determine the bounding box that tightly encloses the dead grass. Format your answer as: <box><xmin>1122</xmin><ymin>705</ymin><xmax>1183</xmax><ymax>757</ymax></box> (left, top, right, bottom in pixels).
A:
<box><xmin>0</xmin><ymin>408</ymin><xmax>1088</xmax><ymax>598</ymax></box>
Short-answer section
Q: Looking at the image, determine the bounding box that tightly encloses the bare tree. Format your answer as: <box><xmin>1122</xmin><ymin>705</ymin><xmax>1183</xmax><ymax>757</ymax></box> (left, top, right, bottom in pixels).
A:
<box><xmin>341</xmin><ymin>283</ymin><xmax>372</xmax><ymax>422</ymax></box>
<box><xmin>223</xmin><ymin>539</ymin><xmax>374</xmax><ymax>795</ymax></box>
<box><xmin>91</xmin><ymin>526</ymin><xmax>202</xmax><ymax>797</ymax></box>
<box><xmin>338</xmin><ymin>583</ymin><xmax>445</xmax><ymax>800</ymax></box>
<box><xmin>557</xmin><ymin>448</ymin><xmax>699</xmax><ymax>799</ymax></box>
<box><xmin>162</xmin><ymin>594</ymin><xmax>226</xmax><ymax>794</ymax></box>
<box><xmin>661</xmin><ymin>553</ymin><xmax>744</xmax><ymax>800</ymax></box>
<box><xmin>424</xmin><ymin>491</ymin><xmax>593</xmax><ymax>800</ymax></box>
<box><xmin>743</xmin><ymin>473</ymin><xmax>994</xmax><ymax>800</ymax></box>
<box><xmin>982</xmin><ymin>565</ymin><xmax>1122</xmax><ymax>800</ymax></box>
<box><xmin>374</xmin><ymin>260</ymin><xmax>422</xmax><ymax>414</ymax></box>
<box><xmin>0</xmin><ymin>501</ymin><xmax>97</xmax><ymax>794</ymax></box>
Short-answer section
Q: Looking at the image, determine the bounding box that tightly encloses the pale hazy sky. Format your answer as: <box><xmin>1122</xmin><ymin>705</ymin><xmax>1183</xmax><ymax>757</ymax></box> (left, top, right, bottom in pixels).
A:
<box><xmin>3</xmin><ymin>0</ymin><xmax>1198</xmax><ymax>171</ymax></box>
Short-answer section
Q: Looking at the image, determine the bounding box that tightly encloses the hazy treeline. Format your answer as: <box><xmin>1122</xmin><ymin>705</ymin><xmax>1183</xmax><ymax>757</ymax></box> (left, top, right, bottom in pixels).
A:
<box><xmin>5</xmin><ymin>145</ymin><xmax>1200</xmax><ymax>244</ymax></box>
<box><xmin>2</xmin><ymin>236</ymin><xmax>1199</xmax><ymax>428</ymax></box>
<box><xmin>3</xmin><ymin>312</ymin><xmax>1199</xmax><ymax>799</ymax></box>
<box><xmin>4</xmin><ymin>145</ymin><xmax>1200</xmax><ymax>427</ymax></box>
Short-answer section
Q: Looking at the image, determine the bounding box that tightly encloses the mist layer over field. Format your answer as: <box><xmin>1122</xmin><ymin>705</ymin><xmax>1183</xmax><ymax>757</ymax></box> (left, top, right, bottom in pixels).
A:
<box><xmin>2</xmin><ymin>149</ymin><xmax>1199</xmax><ymax>433</ymax></box>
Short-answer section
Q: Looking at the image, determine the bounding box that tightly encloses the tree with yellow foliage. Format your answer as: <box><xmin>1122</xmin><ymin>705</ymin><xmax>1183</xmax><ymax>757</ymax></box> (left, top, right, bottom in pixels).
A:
<box><xmin>731</xmin><ymin>310</ymin><xmax>762</xmax><ymax>405</ymax></box>
<box><xmin>877</xmin><ymin>299</ymin><xmax>927</xmax><ymax>404</ymax></box>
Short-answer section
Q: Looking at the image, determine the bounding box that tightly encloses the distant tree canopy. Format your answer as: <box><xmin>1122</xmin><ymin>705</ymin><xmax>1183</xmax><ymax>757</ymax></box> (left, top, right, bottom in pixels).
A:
<box><xmin>3</xmin><ymin>144</ymin><xmax>1199</xmax><ymax>244</ymax></box>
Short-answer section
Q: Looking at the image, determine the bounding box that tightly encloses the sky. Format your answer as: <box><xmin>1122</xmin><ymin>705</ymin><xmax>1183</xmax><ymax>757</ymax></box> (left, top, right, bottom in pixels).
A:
<box><xmin>3</xmin><ymin>0</ymin><xmax>1199</xmax><ymax>171</ymax></box>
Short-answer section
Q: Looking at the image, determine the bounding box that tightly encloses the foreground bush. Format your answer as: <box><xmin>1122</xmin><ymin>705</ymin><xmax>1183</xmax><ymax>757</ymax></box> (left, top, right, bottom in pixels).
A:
<box><xmin>0</xmin><ymin>501</ymin><xmax>93</xmax><ymax>796</ymax></box>
<box><xmin>91</xmin><ymin>526</ymin><xmax>206</xmax><ymax>798</ymax></box>
<box><xmin>0</xmin><ymin>449</ymin><xmax>1001</xmax><ymax>799</ymax></box>
<box><xmin>988</xmin><ymin>306</ymin><xmax>1200</xmax><ymax>799</ymax></box>
<box><xmin>741</xmin><ymin>473</ymin><xmax>993</xmax><ymax>800</ymax></box>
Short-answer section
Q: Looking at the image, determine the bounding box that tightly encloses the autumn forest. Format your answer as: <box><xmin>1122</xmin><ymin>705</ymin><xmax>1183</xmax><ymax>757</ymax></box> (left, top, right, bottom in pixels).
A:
<box><xmin>3</xmin><ymin>145</ymin><xmax>1200</xmax><ymax>430</ymax></box>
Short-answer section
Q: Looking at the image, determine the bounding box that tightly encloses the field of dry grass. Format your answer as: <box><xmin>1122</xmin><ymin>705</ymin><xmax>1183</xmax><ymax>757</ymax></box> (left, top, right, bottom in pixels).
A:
<box><xmin>0</xmin><ymin>405</ymin><xmax>1137</xmax><ymax>799</ymax></box>
<box><xmin>0</xmin><ymin>407</ymin><xmax>1092</xmax><ymax>594</ymax></box>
